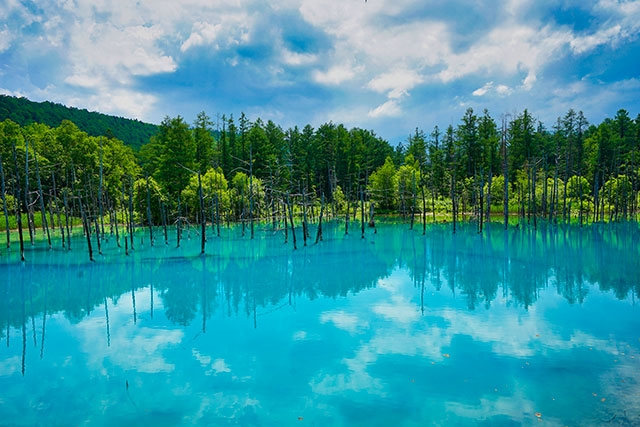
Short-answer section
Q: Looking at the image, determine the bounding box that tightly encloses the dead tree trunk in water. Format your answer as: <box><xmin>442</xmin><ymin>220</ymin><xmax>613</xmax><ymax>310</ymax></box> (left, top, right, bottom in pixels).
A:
<box><xmin>63</xmin><ymin>188</ymin><xmax>71</xmax><ymax>250</ymax></box>
<box><xmin>345</xmin><ymin>191</ymin><xmax>350</xmax><ymax>235</ymax></box>
<box><xmin>0</xmin><ymin>154</ymin><xmax>10</xmax><ymax>248</ymax></box>
<box><xmin>24</xmin><ymin>139</ymin><xmax>35</xmax><ymax>245</ymax></box>
<box><xmin>302</xmin><ymin>187</ymin><xmax>309</xmax><ymax>246</ymax></box>
<box><xmin>421</xmin><ymin>171</ymin><xmax>427</xmax><ymax>235</ymax></box>
<box><xmin>79</xmin><ymin>195</ymin><xmax>94</xmax><ymax>262</ymax></box>
<box><xmin>478</xmin><ymin>172</ymin><xmax>484</xmax><ymax>234</ymax></box>
<box><xmin>502</xmin><ymin>117</ymin><xmax>509</xmax><ymax>229</ymax></box>
<box><xmin>315</xmin><ymin>193</ymin><xmax>325</xmax><ymax>244</ymax></box>
<box><xmin>176</xmin><ymin>196</ymin><xmax>182</xmax><ymax>248</ymax></box>
<box><xmin>451</xmin><ymin>175</ymin><xmax>457</xmax><ymax>234</ymax></box>
<box><xmin>410</xmin><ymin>171</ymin><xmax>416</xmax><ymax>230</ymax></box>
<box><xmin>52</xmin><ymin>173</ymin><xmax>65</xmax><ymax>249</ymax></box>
<box><xmin>360</xmin><ymin>187</ymin><xmax>365</xmax><ymax>239</ymax></box>
<box><xmin>87</xmin><ymin>178</ymin><xmax>102</xmax><ymax>255</ymax></box>
<box><xmin>368</xmin><ymin>202</ymin><xmax>375</xmax><ymax>229</ymax></box>
<box><xmin>98</xmin><ymin>139</ymin><xmax>105</xmax><ymax>238</ymax></box>
<box><xmin>160</xmin><ymin>200</ymin><xmax>168</xmax><ymax>245</ymax></box>
<box><xmin>33</xmin><ymin>151</ymin><xmax>51</xmax><ymax>248</ymax></box>
<box><xmin>282</xmin><ymin>200</ymin><xmax>288</xmax><ymax>244</ymax></box>
<box><xmin>287</xmin><ymin>194</ymin><xmax>297</xmax><ymax>250</ymax></box>
<box><xmin>198</xmin><ymin>172</ymin><xmax>206</xmax><ymax>254</ymax></box>
<box><xmin>12</xmin><ymin>142</ymin><xmax>25</xmax><ymax>261</ymax></box>
<box><xmin>215</xmin><ymin>194</ymin><xmax>221</xmax><ymax>237</ymax></box>
<box><xmin>128</xmin><ymin>178</ymin><xmax>135</xmax><ymax>250</ymax></box>
<box><xmin>120</xmin><ymin>181</ymin><xmax>129</xmax><ymax>254</ymax></box>
<box><xmin>146</xmin><ymin>176</ymin><xmax>154</xmax><ymax>246</ymax></box>
<box><xmin>111</xmin><ymin>197</ymin><xmax>120</xmax><ymax>248</ymax></box>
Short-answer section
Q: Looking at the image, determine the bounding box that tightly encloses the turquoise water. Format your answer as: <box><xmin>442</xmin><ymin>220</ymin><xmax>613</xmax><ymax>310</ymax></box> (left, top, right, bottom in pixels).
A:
<box><xmin>1</xmin><ymin>221</ymin><xmax>640</xmax><ymax>426</ymax></box>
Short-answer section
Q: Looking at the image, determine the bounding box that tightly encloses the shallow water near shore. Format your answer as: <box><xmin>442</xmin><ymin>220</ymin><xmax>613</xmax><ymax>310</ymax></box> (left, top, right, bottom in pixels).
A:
<box><xmin>1</xmin><ymin>221</ymin><xmax>640</xmax><ymax>426</ymax></box>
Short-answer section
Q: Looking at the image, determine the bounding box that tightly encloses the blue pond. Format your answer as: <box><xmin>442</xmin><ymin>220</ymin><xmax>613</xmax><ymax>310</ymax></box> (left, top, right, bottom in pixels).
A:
<box><xmin>1</xmin><ymin>221</ymin><xmax>639</xmax><ymax>426</ymax></box>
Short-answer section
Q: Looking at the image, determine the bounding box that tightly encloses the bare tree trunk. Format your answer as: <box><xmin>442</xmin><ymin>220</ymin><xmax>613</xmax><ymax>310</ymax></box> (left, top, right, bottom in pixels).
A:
<box><xmin>431</xmin><ymin>178</ymin><xmax>436</xmax><ymax>224</ymax></box>
<box><xmin>176</xmin><ymin>196</ymin><xmax>182</xmax><ymax>248</ymax></box>
<box><xmin>79</xmin><ymin>194</ymin><xmax>94</xmax><ymax>262</ymax></box>
<box><xmin>315</xmin><ymin>193</ymin><xmax>325</xmax><ymax>244</ymax></box>
<box><xmin>98</xmin><ymin>139</ymin><xmax>105</xmax><ymax>237</ymax></box>
<box><xmin>502</xmin><ymin>118</ymin><xmax>509</xmax><ymax>229</ymax></box>
<box><xmin>345</xmin><ymin>193</ymin><xmax>350</xmax><ymax>235</ymax></box>
<box><xmin>12</xmin><ymin>141</ymin><xmax>25</xmax><ymax>261</ymax></box>
<box><xmin>146</xmin><ymin>176</ymin><xmax>154</xmax><ymax>246</ymax></box>
<box><xmin>451</xmin><ymin>175</ymin><xmax>457</xmax><ymax>234</ymax></box>
<box><xmin>33</xmin><ymin>150</ymin><xmax>51</xmax><ymax>248</ymax></box>
<box><xmin>128</xmin><ymin>178</ymin><xmax>135</xmax><ymax>250</ymax></box>
<box><xmin>283</xmin><ymin>200</ymin><xmax>288</xmax><ymax>244</ymax></box>
<box><xmin>24</xmin><ymin>139</ymin><xmax>35</xmax><ymax>245</ymax></box>
<box><xmin>360</xmin><ymin>187</ymin><xmax>365</xmax><ymax>239</ymax></box>
<box><xmin>111</xmin><ymin>198</ymin><xmax>121</xmax><ymax>248</ymax></box>
<box><xmin>0</xmin><ymin>154</ymin><xmax>10</xmax><ymax>248</ymax></box>
<box><xmin>410</xmin><ymin>171</ymin><xmax>416</xmax><ymax>230</ymax></box>
<box><xmin>302</xmin><ymin>187</ymin><xmax>308</xmax><ymax>246</ymax></box>
<box><xmin>215</xmin><ymin>194</ymin><xmax>221</xmax><ymax>237</ymax></box>
<box><xmin>198</xmin><ymin>172</ymin><xmax>206</xmax><ymax>254</ymax></box>
<box><xmin>51</xmin><ymin>172</ymin><xmax>66</xmax><ymax>249</ymax></box>
<box><xmin>287</xmin><ymin>194</ymin><xmax>297</xmax><ymax>250</ymax></box>
<box><xmin>486</xmin><ymin>171</ymin><xmax>492</xmax><ymax>223</ymax></box>
<box><xmin>478</xmin><ymin>173</ymin><xmax>484</xmax><ymax>234</ymax></box>
<box><xmin>421</xmin><ymin>175</ymin><xmax>427</xmax><ymax>235</ymax></box>
<box><xmin>63</xmin><ymin>188</ymin><xmax>71</xmax><ymax>251</ymax></box>
<box><xmin>249</xmin><ymin>144</ymin><xmax>255</xmax><ymax>240</ymax></box>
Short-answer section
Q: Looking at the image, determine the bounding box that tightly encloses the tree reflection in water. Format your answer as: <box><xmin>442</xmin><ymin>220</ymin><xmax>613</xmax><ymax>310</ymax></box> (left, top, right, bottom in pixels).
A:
<box><xmin>1</xmin><ymin>221</ymin><xmax>639</xmax><ymax>351</ymax></box>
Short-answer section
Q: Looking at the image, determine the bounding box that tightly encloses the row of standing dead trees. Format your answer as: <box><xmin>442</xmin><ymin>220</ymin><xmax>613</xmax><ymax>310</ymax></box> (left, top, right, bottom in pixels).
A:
<box><xmin>2</xmin><ymin>138</ymin><xmax>639</xmax><ymax>262</ymax></box>
<box><xmin>1</xmin><ymin>144</ymin><xmax>381</xmax><ymax>261</ymax></box>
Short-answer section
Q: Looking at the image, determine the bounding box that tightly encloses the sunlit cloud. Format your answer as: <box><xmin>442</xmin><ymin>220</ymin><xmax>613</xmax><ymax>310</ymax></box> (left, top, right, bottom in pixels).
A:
<box><xmin>368</xmin><ymin>100</ymin><xmax>402</xmax><ymax>119</ymax></box>
<box><xmin>473</xmin><ymin>82</ymin><xmax>514</xmax><ymax>98</ymax></box>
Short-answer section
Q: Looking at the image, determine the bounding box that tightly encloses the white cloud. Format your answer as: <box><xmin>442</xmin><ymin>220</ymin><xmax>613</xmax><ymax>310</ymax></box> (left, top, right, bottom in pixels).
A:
<box><xmin>72</xmin><ymin>287</ymin><xmax>184</xmax><ymax>374</ymax></box>
<box><xmin>313</xmin><ymin>64</ymin><xmax>361</xmax><ymax>85</ymax></box>
<box><xmin>310</xmin><ymin>343</ymin><xmax>385</xmax><ymax>396</ymax></box>
<box><xmin>570</xmin><ymin>24</ymin><xmax>623</xmax><ymax>54</ymax></box>
<box><xmin>0</xmin><ymin>356</ymin><xmax>21</xmax><ymax>376</ymax></box>
<box><xmin>281</xmin><ymin>48</ymin><xmax>317</xmax><ymax>66</ymax></box>
<box><xmin>181</xmin><ymin>22</ymin><xmax>223</xmax><ymax>52</ymax></box>
<box><xmin>0</xmin><ymin>25</ymin><xmax>13</xmax><ymax>52</ymax></box>
<box><xmin>473</xmin><ymin>82</ymin><xmax>494</xmax><ymax>97</ymax></box>
<box><xmin>368</xmin><ymin>100</ymin><xmax>401</xmax><ymax>118</ymax></box>
<box><xmin>292</xmin><ymin>330</ymin><xmax>307</xmax><ymax>340</ymax></box>
<box><xmin>473</xmin><ymin>81</ymin><xmax>514</xmax><ymax>97</ymax></box>
<box><xmin>307</xmin><ymin>264</ymin><xmax>635</xmax><ymax>417</ymax></box>
<box><xmin>569</xmin><ymin>0</ymin><xmax>640</xmax><ymax>55</ymax></box>
<box><xmin>180</xmin><ymin>12</ymin><xmax>252</xmax><ymax>53</ymax></box>
<box><xmin>496</xmin><ymin>84</ymin><xmax>513</xmax><ymax>96</ymax></box>
<box><xmin>66</xmin><ymin>89</ymin><xmax>160</xmax><ymax>121</ymax></box>
<box><xmin>320</xmin><ymin>310</ymin><xmax>369</xmax><ymax>334</ymax></box>
<box><xmin>367</xmin><ymin>69</ymin><xmax>424</xmax><ymax>99</ymax></box>
<box><xmin>212</xmin><ymin>359</ymin><xmax>231</xmax><ymax>374</ymax></box>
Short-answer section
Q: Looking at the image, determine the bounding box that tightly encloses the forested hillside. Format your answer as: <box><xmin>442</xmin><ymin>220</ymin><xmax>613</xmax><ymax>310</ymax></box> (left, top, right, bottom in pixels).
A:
<box><xmin>1</xmin><ymin>105</ymin><xmax>639</xmax><ymax>258</ymax></box>
<box><xmin>0</xmin><ymin>95</ymin><xmax>158</xmax><ymax>150</ymax></box>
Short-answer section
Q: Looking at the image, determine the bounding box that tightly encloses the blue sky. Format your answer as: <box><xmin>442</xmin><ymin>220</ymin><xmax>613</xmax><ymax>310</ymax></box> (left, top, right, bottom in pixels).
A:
<box><xmin>1</xmin><ymin>0</ymin><xmax>639</xmax><ymax>144</ymax></box>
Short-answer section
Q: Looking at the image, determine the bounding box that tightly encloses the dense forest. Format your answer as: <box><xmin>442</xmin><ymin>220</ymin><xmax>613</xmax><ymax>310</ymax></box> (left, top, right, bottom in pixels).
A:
<box><xmin>0</xmin><ymin>95</ymin><xmax>158</xmax><ymax>150</ymax></box>
<box><xmin>1</xmin><ymin>101</ymin><xmax>639</xmax><ymax>259</ymax></box>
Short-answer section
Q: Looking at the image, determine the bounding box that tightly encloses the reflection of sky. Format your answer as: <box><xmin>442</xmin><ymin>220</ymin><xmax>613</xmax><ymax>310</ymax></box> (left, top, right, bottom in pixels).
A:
<box><xmin>1</xmin><ymin>224</ymin><xmax>640</xmax><ymax>425</ymax></box>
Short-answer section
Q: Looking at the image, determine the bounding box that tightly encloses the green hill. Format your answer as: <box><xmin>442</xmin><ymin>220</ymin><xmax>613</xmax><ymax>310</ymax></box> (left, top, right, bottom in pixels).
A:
<box><xmin>0</xmin><ymin>94</ymin><xmax>158</xmax><ymax>150</ymax></box>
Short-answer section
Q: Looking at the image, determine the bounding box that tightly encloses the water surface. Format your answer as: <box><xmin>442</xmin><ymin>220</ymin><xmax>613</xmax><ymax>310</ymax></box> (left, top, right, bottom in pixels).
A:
<box><xmin>1</xmin><ymin>221</ymin><xmax>639</xmax><ymax>426</ymax></box>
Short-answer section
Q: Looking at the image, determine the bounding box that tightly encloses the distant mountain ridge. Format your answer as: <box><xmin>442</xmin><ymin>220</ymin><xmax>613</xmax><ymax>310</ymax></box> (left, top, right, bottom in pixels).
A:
<box><xmin>0</xmin><ymin>94</ymin><xmax>158</xmax><ymax>150</ymax></box>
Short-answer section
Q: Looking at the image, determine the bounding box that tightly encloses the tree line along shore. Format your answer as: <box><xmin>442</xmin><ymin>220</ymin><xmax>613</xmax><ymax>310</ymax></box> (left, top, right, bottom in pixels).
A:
<box><xmin>1</xmin><ymin>106</ymin><xmax>639</xmax><ymax>259</ymax></box>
